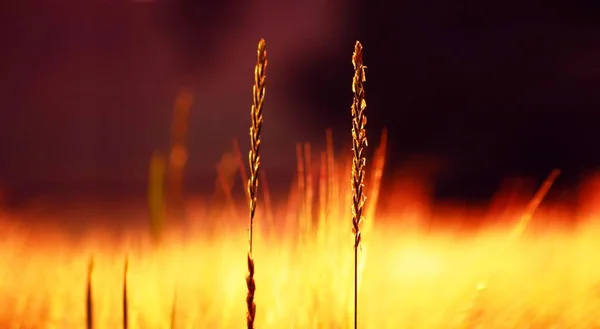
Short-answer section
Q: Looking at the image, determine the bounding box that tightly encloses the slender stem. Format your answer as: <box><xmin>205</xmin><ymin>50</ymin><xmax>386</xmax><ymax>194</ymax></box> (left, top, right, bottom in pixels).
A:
<box><xmin>354</xmin><ymin>244</ymin><xmax>358</xmax><ymax>329</ymax></box>
<box><xmin>86</xmin><ymin>257</ymin><xmax>94</xmax><ymax>329</ymax></box>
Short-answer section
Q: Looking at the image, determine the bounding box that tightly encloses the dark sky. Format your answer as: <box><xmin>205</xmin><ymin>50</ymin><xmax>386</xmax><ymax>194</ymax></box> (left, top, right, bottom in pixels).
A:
<box><xmin>299</xmin><ymin>0</ymin><xmax>600</xmax><ymax>199</ymax></box>
<box><xmin>1</xmin><ymin>0</ymin><xmax>600</xmax><ymax>201</ymax></box>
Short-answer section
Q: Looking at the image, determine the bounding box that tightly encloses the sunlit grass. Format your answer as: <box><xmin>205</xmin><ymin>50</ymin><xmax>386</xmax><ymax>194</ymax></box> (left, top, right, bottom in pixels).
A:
<box><xmin>2</xmin><ymin>182</ymin><xmax>600</xmax><ymax>328</ymax></box>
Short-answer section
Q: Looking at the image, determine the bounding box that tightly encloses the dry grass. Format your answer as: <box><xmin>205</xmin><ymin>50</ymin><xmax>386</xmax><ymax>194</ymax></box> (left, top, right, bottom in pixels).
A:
<box><xmin>2</xmin><ymin>39</ymin><xmax>600</xmax><ymax>329</ymax></box>
<box><xmin>459</xmin><ymin>169</ymin><xmax>561</xmax><ymax>328</ymax></box>
<box><xmin>3</xmin><ymin>179</ymin><xmax>600</xmax><ymax>328</ymax></box>
<box><xmin>350</xmin><ymin>40</ymin><xmax>368</xmax><ymax>329</ymax></box>
<box><xmin>148</xmin><ymin>152</ymin><xmax>167</xmax><ymax>244</ymax></box>
<box><xmin>167</xmin><ymin>88</ymin><xmax>194</xmax><ymax>221</ymax></box>
<box><xmin>246</xmin><ymin>38</ymin><xmax>267</xmax><ymax>329</ymax></box>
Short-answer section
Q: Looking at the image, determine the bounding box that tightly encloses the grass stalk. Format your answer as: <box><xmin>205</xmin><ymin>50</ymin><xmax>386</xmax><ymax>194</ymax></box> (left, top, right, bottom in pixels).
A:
<box><xmin>350</xmin><ymin>40</ymin><xmax>368</xmax><ymax>329</ymax></box>
<box><xmin>509</xmin><ymin>169</ymin><xmax>561</xmax><ymax>241</ymax></box>
<box><xmin>123</xmin><ymin>257</ymin><xmax>129</xmax><ymax>329</ymax></box>
<box><xmin>168</xmin><ymin>88</ymin><xmax>193</xmax><ymax>221</ymax></box>
<box><xmin>319</xmin><ymin>151</ymin><xmax>327</xmax><ymax>228</ymax></box>
<box><xmin>296</xmin><ymin>143</ymin><xmax>306</xmax><ymax>226</ymax></box>
<box><xmin>259</xmin><ymin>169</ymin><xmax>274</xmax><ymax>230</ymax></box>
<box><xmin>325</xmin><ymin>129</ymin><xmax>336</xmax><ymax>218</ymax></box>
<box><xmin>170</xmin><ymin>290</ymin><xmax>178</xmax><ymax>329</ymax></box>
<box><xmin>364</xmin><ymin>128</ymin><xmax>387</xmax><ymax>231</ymax></box>
<box><xmin>148</xmin><ymin>151</ymin><xmax>167</xmax><ymax>244</ymax></box>
<box><xmin>86</xmin><ymin>257</ymin><xmax>94</xmax><ymax>329</ymax></box>
<box><xmin>246</xmin><ymin>38</ymin><xmax>267</xmax><ymax>329</ymax></box>
<box><xmin>216</xmin><ymin>160</ymin><xmax>240</xmax><ymax>219</ymax></box>
<box><xmin>233</xmin><ymin>138</ymin><xmax>250</xmax><ymax>201</ymax></box>
<box><xmin>304</xmin><ymin>142</ymin><xmax>314</xmax><ymax>233</ymax></box>
<box><xmin>463</xmin><ymin>169</ymin><xmax>561</xmax><ymax>328</ymax></box>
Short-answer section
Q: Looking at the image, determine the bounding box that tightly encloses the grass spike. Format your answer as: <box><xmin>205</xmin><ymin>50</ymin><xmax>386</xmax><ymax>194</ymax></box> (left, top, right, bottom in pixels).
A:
<box><xmin>246</xmin><ymin>37</ymin><xmax>267</xmax><ymax>329</ymax></box>
<box><xmin>350</xmin><ymin>40</ymin><xmax>368</xmax><ymax>329</ymax></box>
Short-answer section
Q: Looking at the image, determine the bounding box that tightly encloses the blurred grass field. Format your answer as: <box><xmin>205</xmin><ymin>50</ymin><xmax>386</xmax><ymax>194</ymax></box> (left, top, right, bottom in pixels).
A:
<box><xmin>2</xmin><ymin>169</ymin><xmax>600</xmax><ymax>329</ymax></box>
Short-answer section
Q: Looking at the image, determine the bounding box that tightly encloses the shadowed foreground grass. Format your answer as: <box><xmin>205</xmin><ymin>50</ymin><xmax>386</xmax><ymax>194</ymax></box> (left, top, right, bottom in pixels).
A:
<box><xmin>2</xmin><ymin>184</ymin><xmax>600</xmax><ymax>328</ymax></box>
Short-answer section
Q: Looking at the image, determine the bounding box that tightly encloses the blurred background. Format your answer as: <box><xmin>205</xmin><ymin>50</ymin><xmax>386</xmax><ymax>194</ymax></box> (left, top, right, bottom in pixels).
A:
<box><xmin>1</xmin><ymin>0</ymin><xmax>599</xmax><ymax>204</ymax></box>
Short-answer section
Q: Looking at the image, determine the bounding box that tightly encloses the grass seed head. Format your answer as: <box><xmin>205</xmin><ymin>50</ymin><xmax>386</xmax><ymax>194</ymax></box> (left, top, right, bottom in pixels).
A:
<box><xmin>351</xmin><ymin>41</ymin><xmax>368</xmax><ymax>250</ymax></box>
<box><xmin>246</xmin><ymin>38</ymin><xmax>267</xmax><ymax>329</ymax></box>
<box><xmin>350</xmin><ymin>40</ymin><xmax>368</xmax><ymax>329</ymax></box>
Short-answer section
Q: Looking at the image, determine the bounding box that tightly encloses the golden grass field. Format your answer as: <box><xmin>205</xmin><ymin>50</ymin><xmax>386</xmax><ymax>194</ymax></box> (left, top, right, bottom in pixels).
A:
<box><xmin>2</xmin><ymin>170</ymin><xmax>600</xmax><ymax>329</ymax></box>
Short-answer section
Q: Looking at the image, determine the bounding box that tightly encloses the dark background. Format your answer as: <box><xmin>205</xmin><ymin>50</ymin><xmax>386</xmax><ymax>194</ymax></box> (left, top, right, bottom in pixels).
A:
<box><xmin>1</xmin><ymin>0</ymin><xmax>599</xmax><ymax>203</ymax></box>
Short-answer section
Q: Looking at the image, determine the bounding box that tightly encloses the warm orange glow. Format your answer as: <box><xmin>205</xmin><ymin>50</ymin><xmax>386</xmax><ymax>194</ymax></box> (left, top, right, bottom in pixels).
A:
<box><xmin>2</xmin><ymin>174</ymin><xmax>600</xmax><ymax>328</ymax></box>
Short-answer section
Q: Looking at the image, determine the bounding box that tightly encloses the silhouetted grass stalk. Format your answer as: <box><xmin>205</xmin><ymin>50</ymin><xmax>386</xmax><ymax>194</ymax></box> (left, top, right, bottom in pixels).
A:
<box><xmin>86</xmin><ymin>257</ymin><xmax>94</xmax><ymax>329</ymax></box>
<box><xmin>123</xmin><ymin>257</ymin><xmax>129</xmax><ymax>329</ymax></box>
<box><xmin>246</xmin><ymin>38</ymin><xmax>267</xmax><ymax>329</ymax></box>
<box><xmin>350</xmin><ymin>40</ymin><xmax>368</xmax><ymax>329</ymax></box>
